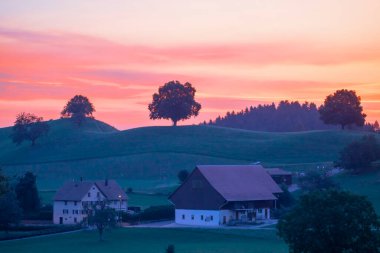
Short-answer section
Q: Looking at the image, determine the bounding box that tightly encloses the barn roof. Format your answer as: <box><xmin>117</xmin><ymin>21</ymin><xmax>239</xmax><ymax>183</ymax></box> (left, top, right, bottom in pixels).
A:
<box><xmin>196</xmin><ymin>165</ymin><xmax>282</xmax><ymax>201</ymax></box>
<box><xmin>54</xmin><ymin>180</ymin><xmax>127</xmax><ymax>201</ymax></box>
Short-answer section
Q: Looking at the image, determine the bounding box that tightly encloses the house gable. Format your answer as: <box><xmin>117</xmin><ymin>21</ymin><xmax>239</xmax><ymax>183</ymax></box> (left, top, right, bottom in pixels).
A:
<box><xmin>169</xmin><ymin>168</ymin><xmax>227</xmax><ymax>210</ymax></box>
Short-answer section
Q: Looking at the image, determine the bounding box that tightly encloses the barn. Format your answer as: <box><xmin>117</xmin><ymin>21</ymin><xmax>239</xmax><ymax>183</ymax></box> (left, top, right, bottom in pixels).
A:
<box><xmin>169</xmin><ymin>165</ymin><xmax>283</xmax><ymax>226</ymax></box>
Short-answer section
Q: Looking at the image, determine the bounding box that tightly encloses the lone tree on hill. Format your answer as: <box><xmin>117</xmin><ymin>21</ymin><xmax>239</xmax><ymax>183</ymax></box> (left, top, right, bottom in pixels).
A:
<box><xmin>148</xmin><ymin>81</ymin><xmax>201</xmax><ymax>126</ymax></box>
<box><xmin>278</xmin><ymin>190</ymin><xmax>380</xmax><ymax>253</ymax></box>
<box><xmin>11</xmin><ymin>112</ymin><xmax>49</xmax><ymax>146</ymax></box>
<box><xmin>338</xmin><ymin>135</ymin><xmax>380</xmax><ymax>173</ymax></box>
<box><xmin>319</xmin><ymin>89</ymin><xmax>366</xmax><ymax>129</ymax></box>
<box><xmin>61</xmin><ymin>95</ymin><xmax>95</xmax><ymax>126</ymax></box>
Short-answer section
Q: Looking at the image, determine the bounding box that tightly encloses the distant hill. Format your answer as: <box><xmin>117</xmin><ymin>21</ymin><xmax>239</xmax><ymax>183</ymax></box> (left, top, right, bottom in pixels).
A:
<box><xmin>1</xmin><ymin>118</ymin><xmax>375</xmax><ymax>190</ymax></box>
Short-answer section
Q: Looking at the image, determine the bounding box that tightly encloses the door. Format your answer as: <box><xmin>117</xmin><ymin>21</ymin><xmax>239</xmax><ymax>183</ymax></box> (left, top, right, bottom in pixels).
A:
<box><xmin>59</xmin><ymin>217</ymin><xmax>63</xmax><ymax>224</ymax></box>
<box><xmin>223</xmin><ymin>216</ymin><xmax>227</xmax><ymax>224</ymax></box>
<box><xmin>264</xmin><ymin>209</ymin><xmax>268</xmax><ymax>219</ymax></box>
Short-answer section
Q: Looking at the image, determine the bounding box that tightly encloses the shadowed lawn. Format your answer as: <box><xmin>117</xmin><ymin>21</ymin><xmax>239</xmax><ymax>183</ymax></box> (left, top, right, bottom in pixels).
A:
<box><xmin>0</xmin><ymin>228</ymin><xmax>287</xmax><ymax>253</ymax></box>
<box><xmin>335</xmin><ymin>171</ymin><xmax>380</xmax><ymax>213</ymax></box>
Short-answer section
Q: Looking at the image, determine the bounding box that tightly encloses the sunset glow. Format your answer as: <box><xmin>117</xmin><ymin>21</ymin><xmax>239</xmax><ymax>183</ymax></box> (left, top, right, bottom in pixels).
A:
<box><xmin>1</xmin><ymin>0</ymin><xmax>380</xmax><ymax>129</ymax></box>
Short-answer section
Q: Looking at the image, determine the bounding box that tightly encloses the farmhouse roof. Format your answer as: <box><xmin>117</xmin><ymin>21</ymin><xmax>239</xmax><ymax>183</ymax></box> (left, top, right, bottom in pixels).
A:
<box><xmin>196</xmin><ymin>165</ymin><xmax>282</xmax><ymax>201</ymax></box>
<box><xmin>54</xmin><ymin>180</ymin><xmax>127</xmax><ymax>201</ymax></box>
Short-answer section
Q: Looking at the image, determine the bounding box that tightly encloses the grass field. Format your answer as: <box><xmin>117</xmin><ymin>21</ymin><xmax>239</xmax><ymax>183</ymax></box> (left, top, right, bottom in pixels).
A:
<box><xmin>0</xmin><ymin>228</ymin><xmax>287</xmax><ymax>253</ymax></box>
<box><xmin>1</xmin><ymin>118</ymin><xmax>373</xmax><ymax>192</ymax></box>
<box><xmin>335</xmin><ymin>171</ymin><xmax>380</xmax><ymax>213</ymax></box>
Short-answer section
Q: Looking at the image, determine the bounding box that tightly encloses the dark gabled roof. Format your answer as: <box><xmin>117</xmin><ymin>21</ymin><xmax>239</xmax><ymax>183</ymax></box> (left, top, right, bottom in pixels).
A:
<box><xmin>54</xmin><ymin>180</ymin><xmax>127</xmax><ymax>201</ymax></box>
<box><xmin>95</xmin><ymin>180</ymin><xmax>128</xmax><ymax>200</ymax></box>
<box><xmin>196</xmin><ymin>165</ymin><xmax>282</xmax><ymax>201</ymax></box>
<box><xmin>266</xmin><ymin>168</ymin><xmax>292</xmax><ymax>176</ymax></box>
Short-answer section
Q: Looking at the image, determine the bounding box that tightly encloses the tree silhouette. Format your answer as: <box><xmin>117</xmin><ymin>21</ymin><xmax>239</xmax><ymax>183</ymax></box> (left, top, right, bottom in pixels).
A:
<box><xmin>61</xmin><ymin>95</ymin><xmax>95</xmax><ymax>126</ymax></box>
<box><xmin>148</xmin><ymin>81</ymin><xmax>201</xmax><ymax>126</ymax></box>
<box><xmin>319</xmin><ymin>89</ymin><xmax>366</xmax><ymax>129</ymax></box>
<box><xmin>278</xmin><ymin>190</ymin><xmax>380</xmax><ymax>253</ymax></box>
<box><xmin>11</xmin><ymin>112</ymin><xmax>49</xmax><ymax>146</ymax></box>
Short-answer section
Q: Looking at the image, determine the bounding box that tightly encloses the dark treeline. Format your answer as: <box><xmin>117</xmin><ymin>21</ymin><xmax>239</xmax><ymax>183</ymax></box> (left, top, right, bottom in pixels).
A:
<box><xmin>204</xmin><ymin>100</ymin><xmax>373</xmax><ymax>132</ymax></box>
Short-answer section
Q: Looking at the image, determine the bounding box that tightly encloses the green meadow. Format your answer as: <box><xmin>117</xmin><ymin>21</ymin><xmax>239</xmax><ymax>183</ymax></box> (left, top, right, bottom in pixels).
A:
<box><xmin>0</xmin><ymin>228</ymin><xmax>287</xmax><ymax>253</ymax></box>
<box><xmin>1</xmin><ymin>118</ymin><xmax>370</xmax><ymax>190</ymax></box>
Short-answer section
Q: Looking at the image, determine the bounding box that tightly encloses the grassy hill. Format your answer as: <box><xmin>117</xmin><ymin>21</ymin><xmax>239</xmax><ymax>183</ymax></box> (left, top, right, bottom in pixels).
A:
<box><xmin>0</xmin><ymin>118</ymin><xmax>375</xmax><ymax>191</ymax></box>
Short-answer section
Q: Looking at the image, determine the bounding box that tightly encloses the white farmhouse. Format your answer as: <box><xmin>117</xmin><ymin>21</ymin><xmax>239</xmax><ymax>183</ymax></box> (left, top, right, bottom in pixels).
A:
<box><xmin>53</xmin><ymin>180</ymin><xmax>128</xmax><ymax>225</ymax></box>
<box><xmin>169</xmin><ymin>165</ymin><xmax>283</xmax><ymax>226</ymax></box>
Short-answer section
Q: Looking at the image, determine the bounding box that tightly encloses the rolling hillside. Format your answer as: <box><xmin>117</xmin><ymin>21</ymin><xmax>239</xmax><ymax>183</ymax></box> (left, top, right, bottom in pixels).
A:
<box><xmin>0</xmin><ymin>118</ymin><xmax>374</xmax><ymax>190</ymax></box>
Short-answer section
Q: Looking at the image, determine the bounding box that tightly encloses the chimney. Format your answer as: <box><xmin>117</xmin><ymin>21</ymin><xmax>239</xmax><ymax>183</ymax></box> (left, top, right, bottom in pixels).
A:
<box><xmin>105</xmin><ymin>178</ymin><xmax>108</xmax><ymax>186</ymax></box>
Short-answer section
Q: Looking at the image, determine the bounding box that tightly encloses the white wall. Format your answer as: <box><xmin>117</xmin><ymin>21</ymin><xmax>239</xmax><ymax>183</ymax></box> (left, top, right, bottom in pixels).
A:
<box><xmin>219</xmin><ymin>210</ymin><xmax>234</xmax><ymax>224</ymax></box>
<box><xmin>53</xmin><ymin>200</ymin><xmax>85</xmax><ymax>225</ymax></box>
<box><xmin>175</xmin><ymin>209</ymin><xmax>220</xmax><ymax>226</ymax></box>
<box><xmin>256</xmin><ymin>208</ymin><xmax>270</xmax><ymax>220</ymax></box>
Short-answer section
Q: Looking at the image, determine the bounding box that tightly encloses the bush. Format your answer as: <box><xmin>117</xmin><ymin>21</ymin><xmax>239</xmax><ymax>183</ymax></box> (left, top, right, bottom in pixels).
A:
<box><xmin>122</xmin><ymin>205</ymin><xmax>174</xmax><ymax>223</ymax></box>
<box><xmin>140</xmin><ymin>205</ymin><xmax>174</xmax><ymax>221</ymax></box>
<box><xmin>23</xmin><ymin>205</ymin><xmax>53</xmax><ymax>220</ymax></box>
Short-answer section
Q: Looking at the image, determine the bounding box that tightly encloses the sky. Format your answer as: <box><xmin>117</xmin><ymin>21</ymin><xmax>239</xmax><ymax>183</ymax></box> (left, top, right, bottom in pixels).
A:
<box><xmin>1</xmin><ymin>0</ymin><xmax>380</xmax><ymax>129</ymax></box>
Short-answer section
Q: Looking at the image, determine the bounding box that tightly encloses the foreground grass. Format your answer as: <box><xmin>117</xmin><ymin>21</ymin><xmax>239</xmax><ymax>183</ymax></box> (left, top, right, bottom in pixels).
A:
<box><xmin>0</xmin><ymin>228</ymin><xmax>287</xmax><ymax>253</ymax></box>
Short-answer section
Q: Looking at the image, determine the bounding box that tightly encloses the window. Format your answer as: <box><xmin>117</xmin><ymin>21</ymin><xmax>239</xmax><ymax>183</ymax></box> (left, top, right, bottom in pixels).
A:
<box><xmin>97</xmin><ymin>192</ymin><xmax>100</xmax><ymax>198</ymax></box>
<box><xmin>64</xmin><ymin>201</ymin><xmax>67</xmax><ymax>205</ymax></box>
<box><xmin>74</xmin><ymin>201</ymin><xmax>77</xmax><ymax>206</ymax></box>
<box><xmin>210</xmin><ymin>215</ymin><xmax>213</xmax><ymax>221</ymax></box>
<box><xmin>88</xmin><ymin>192</ymin><xmax>91</xmax><ymax>197</ymax></box>
<box><xmin>114</xmin><ymin>200</ymin><xmax>118</xmax><ymax>205</ymax></box>
<box><xmin>258</xmin><ymin>208</ymin><xmax>263</xmax><ymax>214</ymax></box>
<box><xmin>201</xmin><ymin>215</ymin><xmax>204</xmax><ymax>220</ymax></box>
<box><xmin>191</xmin><ymin>215</ymin><xmax>194</xmax><ymax>220</ymax></box>
<box><xmin>63</xmin><ymin>209</ymin><xmax>69</xmax><ymax>214</ymax></box>
<box><xmin>182</xmin><ymin>214</ymin><xmax>185</xmax><ymax>220</ymax></box>
<box><xmin>72</xmin><ymin>210</ymin><xmax>75</xmax><ymax>214</ymax></box>
<box><xmin>74</xmin><ymin>218</ymin><xmax>77</xmax><ymax>223</ymax></box>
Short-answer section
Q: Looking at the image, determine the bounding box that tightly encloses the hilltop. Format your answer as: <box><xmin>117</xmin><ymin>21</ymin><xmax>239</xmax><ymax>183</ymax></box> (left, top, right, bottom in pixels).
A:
<box><xmin>0</xmin><ymin>118</ymin><xmax>374</xmax><ymax>190</ymax></box>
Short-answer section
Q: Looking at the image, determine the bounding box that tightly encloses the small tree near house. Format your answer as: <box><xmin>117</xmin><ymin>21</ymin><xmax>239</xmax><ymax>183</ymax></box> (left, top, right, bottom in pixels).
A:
<box><xmin>87</xmin><ymin>201</ymin><xmax>117</xmax><ymax>241</ymax></box>
<box><xmin>177</xmin><ymin>170</ymin><xmax>189</xmax><ymax>183</ymax></box>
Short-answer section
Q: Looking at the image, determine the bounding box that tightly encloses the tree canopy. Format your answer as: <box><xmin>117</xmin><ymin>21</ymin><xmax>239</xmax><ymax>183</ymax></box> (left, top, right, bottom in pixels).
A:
<box><xmin>11</xmin><ymin>112</ymin><xmax>49</xmax><ymax>146</ymax></box>
<box><xmin>278</xmin><ymin>190</ymin><xmax>380</xmax><ymax>253</ymax></box>
<box><xmin>177</xmin><ymin>169</ymin><xmax>189</xmax><ymax>183</ymax></box>
<box><xmin>87</xmin><ymin>201</ymin><xmax>116</xmax><ymax>241</ymax></box>
<box><xmin>148</xmin><ymin>81</ymin><xmax>201</xmax><ymax>126</ymax></box>
<box><xmin>338</xmin><ymin>135</ymin><xmax>380</xmax><ymax>173</ymax></box>
<box><xmin>15</xmin><ymin>171</ymin><xmax>40</xmax><ymax>213</ymax></box>
<box><xmin>0</xmin><ymin>170</ymin><xmax>22</xmax><ymax>232</ymax></box>
<box><xmin>61</xmin><ymin>95</ymin><xmax>95</xmax><ymax>126</ymax></box>
<box><xmin>319</xmin><ymin>89</ymin><xmax>366</xmax><ymax>129</ymax></box>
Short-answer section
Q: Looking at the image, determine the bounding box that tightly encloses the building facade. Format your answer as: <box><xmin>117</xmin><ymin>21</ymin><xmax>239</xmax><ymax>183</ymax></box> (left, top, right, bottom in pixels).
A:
<box><xmin>53</xmin><ymin>180</ymin><xmax>128</xmax><ymax>225</ymax></box>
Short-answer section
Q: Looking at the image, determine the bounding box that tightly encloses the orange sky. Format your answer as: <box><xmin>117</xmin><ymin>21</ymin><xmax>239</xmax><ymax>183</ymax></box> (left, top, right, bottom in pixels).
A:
<box><xmin>0</xmin><ymin>1</ymin><xmax>380</xmax><ymax>129</ymax></box>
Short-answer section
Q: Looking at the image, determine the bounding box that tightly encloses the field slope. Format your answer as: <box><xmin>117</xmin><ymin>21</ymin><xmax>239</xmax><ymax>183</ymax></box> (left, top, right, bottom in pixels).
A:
<box><xmin>0</xmin><ymin>118</ymin><xmax>373</xmax><ymax>190</ymax></box>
